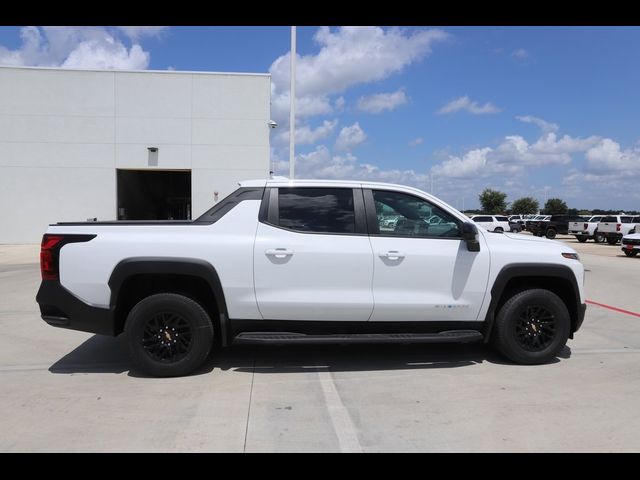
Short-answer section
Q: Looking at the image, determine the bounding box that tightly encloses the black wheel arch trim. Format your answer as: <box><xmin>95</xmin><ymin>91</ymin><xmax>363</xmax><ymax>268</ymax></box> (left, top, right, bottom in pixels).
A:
<box><xmin>108</xmin><ymin>257</ymin><xmax>230</xmax><ymax>345</ymax></box>
<box><xmin>482</xmin><ymin>263</ymin><xmax>585</xmax><ymax>342</ymax></box>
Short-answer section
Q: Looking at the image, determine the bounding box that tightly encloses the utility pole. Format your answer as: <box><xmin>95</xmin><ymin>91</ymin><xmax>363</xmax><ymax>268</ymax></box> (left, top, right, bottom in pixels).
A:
<box><xmin>289</xmin><ymin>26</ymin><xmax>296</xmax><ymax>179</ymax></box>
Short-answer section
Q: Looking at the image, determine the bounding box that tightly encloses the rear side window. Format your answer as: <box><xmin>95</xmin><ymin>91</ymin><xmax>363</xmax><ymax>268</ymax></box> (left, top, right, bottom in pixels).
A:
<box><xmin>621</xmin><ymin>216</ymin><xmax>633</xmax><ymax>223</ymax></box>
<box><xmin>278</xmin><ymin>188</ymin><xmax>355</xmax><ymax>234</ymax></box>
<box><xmin>473</xmin><ymin>216</ymin><xmax>492</xmax><ymax>222</ymax></box>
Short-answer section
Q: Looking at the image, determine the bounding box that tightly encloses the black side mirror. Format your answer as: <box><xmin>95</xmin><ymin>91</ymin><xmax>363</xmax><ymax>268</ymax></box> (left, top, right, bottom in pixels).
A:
<box><xmin>462</xmin><ymin>222</ymin><xmax>481</xmax><ymax>252</ymax></box>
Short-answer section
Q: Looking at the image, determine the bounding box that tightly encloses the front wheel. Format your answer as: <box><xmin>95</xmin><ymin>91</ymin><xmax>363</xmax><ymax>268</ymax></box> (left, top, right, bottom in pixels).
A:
<box><xmin>125</xmin><ymin>293</ymin><xmax>214</xmax><ymax>377</ymax></box>
<box><xmin>493</xmin><ymin>289</ymin><xmax>570</xmax><ymax>365</ymax></box>
<box><xmin>494</xmin><ymin>227</ymin><xmax>504</xmax><ymax>233</ymax></box>
<box><xmin>607</xmin><ymin>237</ymin><xmax>619</xmax><ymax>245</ymax></box>
<box><xmin>594</xmin><ymin>231</ymin><xmax>605</xmax><ymax>243</ymax></box>
<box><xmin>576</xmin><ymin>236</ymin><xmax>587</xmax><ymax>243</ymax></box>
<box><xmin>624</xmin><ymin>250</ymin><xmax>638</xmax><ymax>257</ymax></box>
<box><xmin>545</xmin><ymin>229</ymin><xmax>557</xmax><ymax>239</ymax></box>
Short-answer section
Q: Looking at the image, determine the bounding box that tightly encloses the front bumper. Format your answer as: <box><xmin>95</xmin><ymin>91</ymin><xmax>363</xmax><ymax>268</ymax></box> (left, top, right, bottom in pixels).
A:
<box><xmin>573</xmin><ymin>303</ymin><xmax>587</xmax><ymax>335</ymax></box>
<box><xmin>36</xmin><ymin>280</ymin><xmax>117</xmax><ymax>336</ymax></box>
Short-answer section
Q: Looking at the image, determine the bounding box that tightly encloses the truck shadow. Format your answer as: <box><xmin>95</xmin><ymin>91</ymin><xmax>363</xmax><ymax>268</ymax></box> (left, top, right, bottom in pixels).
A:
<box><xmin>49</xmin><ymin>335</ymin><xmax>571</xmax><ymax>378</ymax></box>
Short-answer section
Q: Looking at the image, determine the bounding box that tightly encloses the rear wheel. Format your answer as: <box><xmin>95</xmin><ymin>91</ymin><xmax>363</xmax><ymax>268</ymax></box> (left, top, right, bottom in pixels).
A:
<box><xmin>493</xmin><ymin>289</ymin><xmax>570</xmax><ymax>365</ymax></box>
<box><xmin>607</xmin><ymin>237</ymin><xmax>619</xmax><ymax>245</ymax></box>
<box><xmin>494</xmin><ymin>227</ymin><xmax>504</xmax><ymax>233</ymax></box>
<box><xmin>594</xmin><ymin>230</ymin><xmax>605</xmax><ymax>243</ymax></box>
<box><xmin>125</xmin><ymin>293</ymin><xmax>214</xmax><ymax>377</ymax></box>
<box><xmin>624</xmin><ymin>250</ymin><xmax>638</xmax><ymax>257</ymax></box>
<box><xmin>576</xmin><ymin>236</ymin><xmax>587</xmax><ymax>243</ymax></box>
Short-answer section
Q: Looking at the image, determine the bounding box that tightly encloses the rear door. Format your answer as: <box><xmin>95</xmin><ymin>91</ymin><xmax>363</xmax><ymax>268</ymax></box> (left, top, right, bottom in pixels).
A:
<box><xmin>253</xmin><ymin>186</ymin><xmax>374</xmax><ymax>321</ymax></box>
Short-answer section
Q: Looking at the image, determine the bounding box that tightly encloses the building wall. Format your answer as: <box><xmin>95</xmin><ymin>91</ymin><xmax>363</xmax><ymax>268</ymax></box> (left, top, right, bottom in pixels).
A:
<box><xmin>0</xmin><ymin>66</ymin><xmax>271</xmax><ymax>243</ymax></box>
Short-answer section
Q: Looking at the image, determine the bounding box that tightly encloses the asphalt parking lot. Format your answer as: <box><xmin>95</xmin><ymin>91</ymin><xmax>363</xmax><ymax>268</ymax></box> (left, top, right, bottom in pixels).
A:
<box><xmin>1</xmin><ymin>235</ymin><xmax>639</xmax><ymax>452</ymax></box>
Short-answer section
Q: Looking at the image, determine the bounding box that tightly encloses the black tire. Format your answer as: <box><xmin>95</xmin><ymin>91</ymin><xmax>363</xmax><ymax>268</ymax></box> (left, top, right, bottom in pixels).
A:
<box><xmin>494</xmin><ymin>227</ymin><xmax>504</xmax><ymax>233</ymax></box>
<box><xmin>125</xmin><ymin>293</ymin><xmax>214</xmax><ymax>377</ymax></box>
<box><xmin>607</xmin><ymin>237</ymin><xmax>619</xmax><ymax>245</ymax></box>
<box><xmin>493</xmin><ymin>289</ymin><xmax>570</xmax><ymax>365</ymax></box>
<box><xmin>593</xmin><ymin>231</ymin><xmax>605</xmax><ymax>243</ymax></box>
<box><xmin>545</xmin><ymin>228</ymin><xmax>557</xmax><ymax>239</ymax></box>
<box><xmin>576</xmin><ymin>236</ymin><xmax>587</xmax><ymax>243</ymax></box>
<box><xmin>624</xmin><ymin>250</ymin><xmax>638</xmax><ymax>257</ymax></box>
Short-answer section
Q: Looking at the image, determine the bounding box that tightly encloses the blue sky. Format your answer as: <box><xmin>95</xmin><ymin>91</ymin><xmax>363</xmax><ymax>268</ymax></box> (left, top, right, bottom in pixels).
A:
<box><xmin>1</xmin><ymin>26</ymin><xmax>639</xmax><ymax>210</ymax></box>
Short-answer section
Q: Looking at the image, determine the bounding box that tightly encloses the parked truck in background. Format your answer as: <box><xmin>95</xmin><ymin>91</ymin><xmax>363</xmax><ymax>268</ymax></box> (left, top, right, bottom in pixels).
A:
<box><xmin>530</xmin><ymin>215</ymin><xmax>586</xmax><ymax>240</ymax></box>
<box><xmin>597</xmin><ymin>215</ymin><xmax>640</xmax><ymax>245</ymax></box>
<box><xmin>568</xmin><ymin>215</ymin><xmax>606</xmax><ymax>243</ymax></box>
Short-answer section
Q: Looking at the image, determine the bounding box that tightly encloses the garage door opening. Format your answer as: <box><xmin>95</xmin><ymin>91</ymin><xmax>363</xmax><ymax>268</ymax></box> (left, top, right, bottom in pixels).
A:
<box><xmin>117</xmin><ymin>170</ymin><xmax>191</xmax><ymax>220</ymax></box>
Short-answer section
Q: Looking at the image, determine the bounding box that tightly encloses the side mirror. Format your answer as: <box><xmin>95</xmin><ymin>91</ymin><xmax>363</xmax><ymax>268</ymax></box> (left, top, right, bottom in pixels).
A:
<box><xmin>462</xmin><ymin>222</ymin><xmax>481</xmax><ymax>252</ymax></box>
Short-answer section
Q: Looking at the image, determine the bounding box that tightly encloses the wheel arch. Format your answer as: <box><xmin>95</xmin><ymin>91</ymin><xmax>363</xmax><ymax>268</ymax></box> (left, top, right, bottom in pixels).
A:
<box><xmin>482</xmin><ymin>263</ymin><xmax>582</xmax><ymax>342</ymax></box>
<box><xmin>108</xmin><ymin>257</ymin><xmax>230</xmax><ymax>346</ymax></box>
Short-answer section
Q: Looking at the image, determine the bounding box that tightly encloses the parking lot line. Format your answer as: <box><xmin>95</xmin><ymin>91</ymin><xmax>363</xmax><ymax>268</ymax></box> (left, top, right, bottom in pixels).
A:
<box><xmin>316</xmin><ymin>369</ymin><xmax>363</xmax><ymax>453</ymax></box>
<box><xmin>586</xmin><ymin>300</ymin><xmax>640</xmax><ymax>318</ymax></box>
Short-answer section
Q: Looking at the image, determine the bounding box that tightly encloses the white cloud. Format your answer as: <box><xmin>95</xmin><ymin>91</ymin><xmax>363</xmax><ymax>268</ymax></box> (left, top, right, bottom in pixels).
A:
<box><xmin>512</xmin><ymin>48</ymin><xmax>529</xmax><ymax>59</ymax></box>
<box><xmin>516</xmin><ymin>115</ymin><xmax>559</xmax><ymax>133</ymax></box>
<box><xmin>0</xmin><ymin>26</ymin><xmax>158</xmax><ymax>70</ymax></box>
<box><xmin>275</xmin><ymin>145</ymin><xmax>429</xmax><ymax>187</ymax></box>
<box><xmin>269</xmin><ymin>26</ymin><xmax>450</xmax><ymax>126</ymax></box>
<box><xmin>116</xmin><ymin>27</ymin><xmax>168</xmax><ymax>40</ymax></box>
<box><xmin>335</xmin><ymin>122</ymin><xmax>367</xmax><ymax>152</ymax></box>
<box><xmin>409</xmin><ymin>138</ymin><xmax>424</xmax><ymax>147</ymax></box>
<box><xmin>437</xmin><ymin>96</ymin><xmax>501</xmax><ymax>115</ymax></box>
<box><xmin>275</xmin><ymin>119</ymin><xmax>339</xmax><ymax>146</ymax></box>
<box><xmin>357</xmin><ymin>89</ymin><xmax>408</xmax><ymax>113</ymax></box>
<box><xmin>432</xmin><ymin>132</ymin><xmax>600</xmax><ymax>179</ymax></box>
<box><xmin>585</xmin><ymin>138</ymin><xmax>640</xmax><ymax>174</ymax></box>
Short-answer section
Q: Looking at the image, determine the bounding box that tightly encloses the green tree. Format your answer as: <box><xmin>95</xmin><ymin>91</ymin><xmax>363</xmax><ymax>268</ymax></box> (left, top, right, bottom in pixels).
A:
<box><xmin>543</xmin><ymin>198</ymin><xmax>568</xmax><ymax>214</ymax></box>
<box><xmin>511</xmin><ymin>197</ymin><xmax>539</xmax><ymax>215</ymax></box>
<box><xmin>479</xmin><ymin>188</ymin><xmax>508</xmax><ymax>214</ymax></box>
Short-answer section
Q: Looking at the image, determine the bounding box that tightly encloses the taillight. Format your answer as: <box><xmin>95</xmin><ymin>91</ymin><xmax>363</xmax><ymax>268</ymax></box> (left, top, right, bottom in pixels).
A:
<box><xmin>40</xmin><ymin>235</ymin><xmax>64</xmax><ymax>280</ymax></box>
<box><xmin>617</xmin><ymin>224</ymin><xmax>621</xmax><ymax>232</ymax></box>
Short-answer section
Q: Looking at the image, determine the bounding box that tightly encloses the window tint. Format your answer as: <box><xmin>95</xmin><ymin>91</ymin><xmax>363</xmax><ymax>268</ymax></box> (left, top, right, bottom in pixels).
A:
<box><xmin>621</xmin><ymin>216</ymin><xmax>633</xmax><ymax>223</ymax></box>
<box><xmin>473</xmin><ymin>216</ymin><xmax>492</xmax><ymax>222</ymax></box>
<box><xmin>373</xmin><ymin>190</ymin><xmax>460</xmax><ymax>238</ymax></box>
<box><xmin>591</xmin><ymin>216</ymin><xmax>603</xmax><ymax>222</ymax></box>
<box><xmin>601</xmin><ymin>216</ymin><xmax>616</xmax><ymax>222</ymax></box>
<box><xmin>495</xmin><ymin>216</ymin><xmax>509</xmax><ymax>222</ymax></box>
<box><xmin>278</xmin><ymin>188</ymin><xmax>355</xmax><ymax>234</ymax></box>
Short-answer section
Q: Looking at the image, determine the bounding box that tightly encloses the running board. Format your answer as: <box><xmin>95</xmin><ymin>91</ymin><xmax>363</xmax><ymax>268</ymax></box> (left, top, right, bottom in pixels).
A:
<box><xmin>233</xmin><ymin>330</ymin><xmax>483</xmax><ymax>345</ymax></box>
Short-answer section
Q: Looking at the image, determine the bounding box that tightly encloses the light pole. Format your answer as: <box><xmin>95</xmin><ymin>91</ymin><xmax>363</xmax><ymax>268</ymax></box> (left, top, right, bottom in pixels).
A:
<box><xmin>289</xmin><ymin>26</ymin><xmax>296</xmax><ymax>180</ymax></box>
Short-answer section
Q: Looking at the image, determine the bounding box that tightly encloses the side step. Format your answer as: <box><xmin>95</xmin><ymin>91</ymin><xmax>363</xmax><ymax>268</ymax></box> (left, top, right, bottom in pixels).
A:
<box><xmin>233</xmin><ymin>330</ymin><xmax>483</xmax><ymax>345</ymax></box>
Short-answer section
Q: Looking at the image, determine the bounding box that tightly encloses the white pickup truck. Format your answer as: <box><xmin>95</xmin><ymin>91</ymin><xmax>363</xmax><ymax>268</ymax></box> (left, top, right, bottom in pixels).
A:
<box><xmin>597</xmin><ymin>215</ymin><xmax>640</xmax><ymax>245</ymax></box>
<box><xmin>568</xmin><ymin>215</ymin><xmax>606</xmax><ymax>243</ymax></box>
<box><xmin>36</xmin><ymin>179</ymin><xmax>587</xmax><ymax>377</ymax></box>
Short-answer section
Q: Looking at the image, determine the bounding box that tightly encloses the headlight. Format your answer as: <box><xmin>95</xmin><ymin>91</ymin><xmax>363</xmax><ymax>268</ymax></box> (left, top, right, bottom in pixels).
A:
<box><xmin>562</xmin><ymin>252</ymin><xmax>580</xmax><ymax>260</ymax></box>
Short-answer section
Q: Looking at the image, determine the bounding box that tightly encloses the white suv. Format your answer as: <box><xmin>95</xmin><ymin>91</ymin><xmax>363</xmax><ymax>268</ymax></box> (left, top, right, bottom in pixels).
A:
<box><xmin>471</xmin><ymin>215</ymin><xmax>511</xmax><ymax>233</ymax></box>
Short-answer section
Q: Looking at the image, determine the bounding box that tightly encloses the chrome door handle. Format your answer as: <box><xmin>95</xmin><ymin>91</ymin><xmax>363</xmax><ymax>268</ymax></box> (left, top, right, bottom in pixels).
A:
<box><xmin>380</xmin><ymin>251</ymin><xmax>405</xmax><ymax>259</ymax></box>
<box><xmin>265</xmin><ymin>248</ymin><xmax>294</xmax><ymax>258</ymax></box>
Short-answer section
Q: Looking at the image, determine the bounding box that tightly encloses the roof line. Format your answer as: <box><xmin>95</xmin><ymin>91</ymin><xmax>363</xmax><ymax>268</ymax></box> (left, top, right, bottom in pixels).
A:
<box><xmin>0</xmin><ymin>65</ymin><xmax>270</xmax><ymax>77</ymax></box>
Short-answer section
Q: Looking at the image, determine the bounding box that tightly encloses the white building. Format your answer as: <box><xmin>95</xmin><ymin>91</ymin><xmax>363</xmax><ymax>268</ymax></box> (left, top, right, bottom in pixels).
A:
<box><xmin>0</xmin><ymin>66</ymin><xmax>272</xmax><ymax>243</ymax></box>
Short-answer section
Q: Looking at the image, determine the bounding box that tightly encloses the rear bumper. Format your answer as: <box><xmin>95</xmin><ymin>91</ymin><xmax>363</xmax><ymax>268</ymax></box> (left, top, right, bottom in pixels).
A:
<box><xmin>36</xmin><ymin>280</ymin><xmax>116</xmax><ymax>336</ymax></box>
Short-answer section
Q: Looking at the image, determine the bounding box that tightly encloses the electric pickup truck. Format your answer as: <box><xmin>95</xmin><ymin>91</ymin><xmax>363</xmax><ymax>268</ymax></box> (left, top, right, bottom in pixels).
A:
<box><xmin>36</xmin><ymin>179</ymin><xmax>587</xmax><ymax>377</ymax></box>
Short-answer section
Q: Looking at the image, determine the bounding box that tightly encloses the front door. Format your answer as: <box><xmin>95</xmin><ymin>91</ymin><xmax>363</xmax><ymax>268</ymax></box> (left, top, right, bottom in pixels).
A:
<box><xmin>366</xmin><ymin>189</ymin><xmax>490</xmax><ymax>322</ymax></box>
<box><xmin>253</xmin><ymin>187</ymin><xmax>374</xmax><ymax>321</ymax></box>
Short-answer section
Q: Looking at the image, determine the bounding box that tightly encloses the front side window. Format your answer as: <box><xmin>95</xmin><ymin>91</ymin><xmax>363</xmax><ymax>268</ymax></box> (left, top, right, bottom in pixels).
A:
<box><xmin>278</xmin><ymin>188</ymin><xmax>355</xmax><ymax>234</ymax></box>
<box><xmin>373</xmin><ymin>190</ymin><xmax>460</xmax><ymax>238</ymax></box>
<box><xmin>473</xmin><ymin>216</ymin><xmax>492</xmax><ymax>222</ymax></box>
<box><xmin>495</xmin><ymin>216</ymin><xmax>509</xmax><ymax>222</ymax></box>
